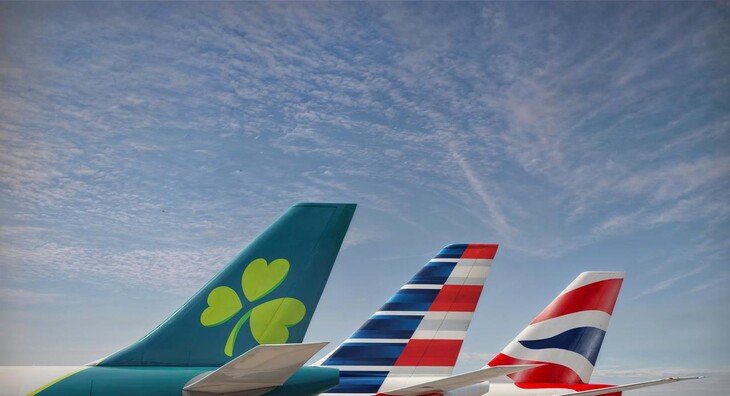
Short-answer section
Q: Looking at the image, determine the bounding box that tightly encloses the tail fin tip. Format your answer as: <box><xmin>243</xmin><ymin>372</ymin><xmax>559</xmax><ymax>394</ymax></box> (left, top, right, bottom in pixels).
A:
<box><xmin>437</xmin><ymin>243</ymin><xmax>499</xmax><ymax>259</ymax></box>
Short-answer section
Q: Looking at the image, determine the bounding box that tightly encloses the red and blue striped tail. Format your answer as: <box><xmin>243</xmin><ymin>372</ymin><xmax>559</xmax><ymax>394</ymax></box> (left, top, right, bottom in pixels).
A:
<box><xmin>488</xmin><ymin>271</ymin><xmax>624</xmax><ymax>385</ymax></box>
<box><xmin>318</xmin><ymin>243</ymin><xmax>498</xmax><ymax>395</ymax></box>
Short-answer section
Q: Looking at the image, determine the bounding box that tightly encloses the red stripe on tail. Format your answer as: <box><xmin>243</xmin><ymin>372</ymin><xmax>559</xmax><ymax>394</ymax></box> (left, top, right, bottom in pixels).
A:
<box><xmin>429</xmin><ymin>285</ymin><xmax>483</xmax><ymax>312</ymax></box>
<box><xmin>462</xmin><ymin>244</ymin><xmax>499</xmax><ymax>259</ymax></box>
<box><xmin>394</xmin><ymin>339</ymin><xmax>463</xmax><ymax>367</ymax></box>
<box><xmin>515</xmin><ymin>383</ymin><xmax>616</xmax><ymax>392</ymax></box>
<box><xmin>489</xmin><ymin>353</ymin><xmax>584</xmax><ymax>384</ymax></box>
<box><xmin>531</xmin><ymin>278</ymin><xmax>623</xmax><ymax>324</ymax></box>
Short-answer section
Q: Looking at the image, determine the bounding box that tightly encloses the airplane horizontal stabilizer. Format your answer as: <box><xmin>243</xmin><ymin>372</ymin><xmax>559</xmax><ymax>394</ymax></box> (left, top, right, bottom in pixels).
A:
<box><xmin>183</xmin><ymin>342</ymin><xmax>329</xmax><ymax>395</ymax></box>
<box><xmin>552</xmin><ymin>376</ymin><xmax>704</xmax><ymax>396</ymax></box>
<box><xmin>381</xmin><ymin>364</ymin><xmax>540</xmax><ymax>395</ymax></box>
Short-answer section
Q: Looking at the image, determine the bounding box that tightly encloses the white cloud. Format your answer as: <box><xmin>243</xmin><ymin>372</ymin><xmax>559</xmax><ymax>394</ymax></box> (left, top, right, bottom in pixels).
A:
<box><xmin>0</xmin><ymin>288</ymin><xmax>65</xmax><ymax>305</ymax></box>
<box><xmin>1</xmin><ymin>241</ymin><xmax>237</xmax><ymax>295</ymax></box>
<box><xmin>0</xmin><ymin>2</ymin><xmax>727</xmax><ymax>373</ymax></box>
<box><xmin>636</xmin><ymin>264</ymin><xmax>711</xmax><ymax>298</ymax></box>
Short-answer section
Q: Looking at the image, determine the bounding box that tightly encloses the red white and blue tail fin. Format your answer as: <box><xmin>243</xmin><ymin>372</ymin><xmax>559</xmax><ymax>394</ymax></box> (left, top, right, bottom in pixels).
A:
<box><xmin>488</xmin><ymin>271</ymin><xmax>624</xmax><ymax>385</ymax></box>
<box><xmin>318</xmin><ymin>243</ymin><xmax>498</xmax><ymax>394</ymax></box>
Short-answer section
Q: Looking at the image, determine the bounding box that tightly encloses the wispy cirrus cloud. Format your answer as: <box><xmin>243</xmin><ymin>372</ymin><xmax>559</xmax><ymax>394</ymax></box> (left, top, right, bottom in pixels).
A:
<box><xmin>0</xmin><ymin>2</ymin><xmax>726</xmax><ymax>292</ymax></box>
<box><xmin>636</xmin><ymin>264</ymin><xmax>712</xmax><ymax>299</ymax></box>
<box><xmin>0</xmin><ymin>288</ymin><xmax>66</xmax><ymax>305</ymax></box>
<box><xmin>0</xmin><ymin>2</ymin><xmax>727</xmax><ymax>374</ymax></box>
<box><xmin>2</xmin><ymin>3</ymin><xmax>726</xmax><ymax>262</ymax></box>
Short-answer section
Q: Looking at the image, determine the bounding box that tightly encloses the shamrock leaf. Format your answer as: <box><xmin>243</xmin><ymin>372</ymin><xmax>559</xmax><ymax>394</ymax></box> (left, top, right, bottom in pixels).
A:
<box><xmin>201</xmin><ymin>286</ymin><xmax>243</xmax><ymax>327</ymax></box>
<box><xmin>242</xmin><ymin>258</ymin><xmax>290</xmax><ymax>302</ymax></box>
<box><xmin>249</xmin><ymin>297</ymin><xmax>306</xmax><ymax>344</ymax></box>
<box><xmin>200</xmin><ymin>258</ymin><xmax>305</xmax><ymax>357</ymax></box>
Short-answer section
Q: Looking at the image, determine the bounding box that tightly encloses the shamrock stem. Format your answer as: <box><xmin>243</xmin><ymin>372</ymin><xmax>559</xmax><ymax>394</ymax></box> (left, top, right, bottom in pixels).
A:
<box><xmin>224</xmin><ymin>309</ymin><xmax>252</xmax><ymax>357</ymax></box>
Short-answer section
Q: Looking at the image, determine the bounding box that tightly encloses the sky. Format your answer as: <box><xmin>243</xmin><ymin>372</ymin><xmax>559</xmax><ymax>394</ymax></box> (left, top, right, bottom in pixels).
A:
<box><xmin>0</xmin><ymin>1</ymin><xmax>728</xmax><ymax>394</ymax></box>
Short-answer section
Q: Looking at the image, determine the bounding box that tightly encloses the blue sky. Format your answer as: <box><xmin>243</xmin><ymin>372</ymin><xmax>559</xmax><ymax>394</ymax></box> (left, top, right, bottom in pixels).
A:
<box><xmin>0</xmin><ymin>2</ymin><xmax>728</xmax><ymax>394</ymax></box>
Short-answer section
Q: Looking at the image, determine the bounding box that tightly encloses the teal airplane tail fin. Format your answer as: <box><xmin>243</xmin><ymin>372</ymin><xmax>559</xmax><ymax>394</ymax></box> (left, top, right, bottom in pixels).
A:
<box><xmin>100</xmin><ymin>203</ymin><xmax>356</xmax><ymax>367</ymax></box>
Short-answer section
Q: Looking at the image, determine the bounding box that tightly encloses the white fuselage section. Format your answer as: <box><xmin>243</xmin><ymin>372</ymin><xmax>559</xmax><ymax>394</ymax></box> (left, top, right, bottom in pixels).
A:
<box><xmin>423</xmin><ymin>382</ymin><xmax>582</xmax><ymax>396</ymax></box>
<box><xmin>467</xmin><ymin>383</ymin><xmax>578</xmax><ymax>395</ymax></box>
<box><xmin>377</xmin><ymin>380</ymin><xmax>577</xmax><ymax>396</ymax></box>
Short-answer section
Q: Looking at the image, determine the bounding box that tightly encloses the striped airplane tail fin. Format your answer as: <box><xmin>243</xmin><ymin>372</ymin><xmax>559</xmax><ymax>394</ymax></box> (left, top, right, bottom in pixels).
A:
<box><xmin>488</xmin><ymin>271</ymin><xmax>624</xmax><ymax>385</ymax></box>
<box><xmin>319</xmin><ymin>243</ymin><xmax>499</xmax><ymax>394</ymax></box>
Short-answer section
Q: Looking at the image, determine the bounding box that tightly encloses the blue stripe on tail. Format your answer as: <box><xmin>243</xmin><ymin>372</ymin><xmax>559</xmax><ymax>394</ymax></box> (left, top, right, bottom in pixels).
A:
<box><xmin>408</xmin><ymin>261</ymin><xmax>458</xmax><ymax>284</ymax></box>
<box><xmin>519</xmin><ymin>327</ymin><xmax>606</xmax><ymax>365</ymax></box>
<box><xmin>435</xmin><ymin>244</ymin><xmax>468</xmax><ymax>258</ymax></box>
<box><xmin>322</xmin><ymin>342</ymin><xmax>408</xmax><ymax>366</ymax></box>
<box><xmin>380</xmin><ymin>289</ymin><xmax>440</xmax><ymax>311</ymax></box>
<box><xmin>328</xmin><ymin>371</ymin><xmax>389</xmax><ymax>393</ymax></box>
<box><xmin>351</xmin><ymin>315</ymin><xmax>424</xmax><ymax>339</ymax></box>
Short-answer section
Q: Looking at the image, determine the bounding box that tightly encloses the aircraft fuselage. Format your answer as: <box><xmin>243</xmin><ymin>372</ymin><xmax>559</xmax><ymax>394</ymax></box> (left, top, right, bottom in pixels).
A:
<box><xmin>1</xmin><ymin>365</ymin><xmax>338</xmax><ymax>396</ymax></box>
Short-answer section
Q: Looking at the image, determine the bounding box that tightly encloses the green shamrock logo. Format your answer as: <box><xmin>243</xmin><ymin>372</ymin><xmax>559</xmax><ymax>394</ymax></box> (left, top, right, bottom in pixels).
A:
<box><xmin>200</xmin><ymin>258</ymin><xmax>306</xmax><ymax>356</ymax></box>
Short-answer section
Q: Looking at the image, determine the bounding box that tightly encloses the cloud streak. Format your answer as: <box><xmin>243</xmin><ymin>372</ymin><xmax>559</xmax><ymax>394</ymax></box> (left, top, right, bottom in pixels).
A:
<box><xmin>0</xmin><ymin>2</ymin><xmax>727</xmax><ymax>378</ymax></box>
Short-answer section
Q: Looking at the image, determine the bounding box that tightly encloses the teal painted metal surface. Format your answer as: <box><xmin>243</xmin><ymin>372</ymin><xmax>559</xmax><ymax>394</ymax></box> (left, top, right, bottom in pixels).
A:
<box><xmin>34</xmin><ymin>366</ymin><xmax>208</xmax><ymax>395</ymax></box>
<box><xmin>35</xmin><ymin>366</ymin><xmax>339</xmax><ymax>395</ymax></box>
<box><xmin>99</xmin><ymin>203</ymin><xmax>356</xmax><ymax>367</ymax></box>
